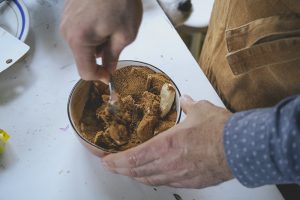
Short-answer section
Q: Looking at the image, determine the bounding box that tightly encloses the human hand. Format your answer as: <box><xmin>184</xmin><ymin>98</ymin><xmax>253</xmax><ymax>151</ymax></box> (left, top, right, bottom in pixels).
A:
<box><xmin>102</xmin><ymin>95</ymin><xmax>234</xmax><ymax>188</ymax></box>
<box><xmin>60</xmin><ymin>0</ymin><xmax>143</xmax><ymax>82</ymax></box>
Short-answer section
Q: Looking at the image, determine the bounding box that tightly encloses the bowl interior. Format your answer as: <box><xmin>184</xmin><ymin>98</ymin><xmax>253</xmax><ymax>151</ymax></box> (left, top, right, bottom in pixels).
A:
<box><xmin>68</xmin><ymin>60</ymin><xmax>182</xmax><ymax>152</ymax></box>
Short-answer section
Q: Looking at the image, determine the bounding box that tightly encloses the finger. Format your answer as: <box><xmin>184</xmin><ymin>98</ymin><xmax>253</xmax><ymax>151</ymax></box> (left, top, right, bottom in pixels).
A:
<box><xmin>108</xmin><ymin>150</ymin><xmax>191</xmax><ymax>180</ymax></box>
<box><xmin>102</xmin><ymin>33</ymin><xmax>134</xmax><ymax>73</ymax></box>
<box><xmin>133</xmin><ymin>167</ymin><xmax>191</xmax><ymax>186</ymax></box>
<box><xmin>102</xmin><ymin>123</ymin><xmax>184</xmax><ymax>170</ymax></box>
<box><xmin>168</xmin><ymin>182</ymin><xmax>185</xmax><ymax>188</ymax></box>
<box><xmin>134</xmin><ymin>174</ymin><xmax>174</xmax><ymax>186</ymax></box>
<box><xmin>134</xmin><ymin>172</ymin><xmax>184</xmax><ymax>186</ymax></box>
<box><xmin>169</xmin><ymin>180</ymin><xmax>204</xmax><ymax>189</ymax></box>
<box><xmin>102</xmin><ymin>134</ymin><xmax>166</xmax><ymax>170</ymax></box>
<box><xmin>72</xmin><ymin>44</ymin><xmax>110</xmax><ymax>82</ymax></box>
<box><xmin>180</xmin><ymin>95</ymin><xmax>195</xmax><ymax>114</ymax></box>
<box><xmin>108</xmin><ymin>158</ymin><xmax>161</xmax><ymax>178</ymax></box>
<box><xmin>169</xmin><ymin>179</ymin><xmax>199</xmax><ymax>188</ymax></box>
<box><xmin>132</xmin><ymin>162</ymin><xmax>195</xmax><ymax>184</ymax></box>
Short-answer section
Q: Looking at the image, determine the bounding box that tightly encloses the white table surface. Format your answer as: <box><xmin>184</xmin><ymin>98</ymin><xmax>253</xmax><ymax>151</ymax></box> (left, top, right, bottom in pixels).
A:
<box><xmin>0</xmin><ymin>0</ymin><xmax>284</xmax><ymax>200</ymax></box>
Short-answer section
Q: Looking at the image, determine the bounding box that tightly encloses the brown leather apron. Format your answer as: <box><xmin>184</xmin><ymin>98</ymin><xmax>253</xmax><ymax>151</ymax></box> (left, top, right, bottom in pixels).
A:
<box><xmin>199</xmin><ymin>0</ymin><xmax>300</xmax><ymax>112</ymax></box>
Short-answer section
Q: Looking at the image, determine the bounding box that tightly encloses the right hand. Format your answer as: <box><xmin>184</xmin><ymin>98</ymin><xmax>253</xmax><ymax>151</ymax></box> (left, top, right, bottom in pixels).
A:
<box><xmin>102</xmin><ymin>95</ymin><xmax>233</xmax><ymax>188</ymax></box>
<box><xmin>60</xmin><ymin>0</ymin><xmax>143</xmax><ymax>82</ymax></box>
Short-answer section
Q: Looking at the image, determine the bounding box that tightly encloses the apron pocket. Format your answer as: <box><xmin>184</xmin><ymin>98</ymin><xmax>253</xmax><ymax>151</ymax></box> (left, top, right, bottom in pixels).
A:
<box><xmin>225</xmin><ymin>15</ymin><xmax>300</xmax><ymax>75</ymax></box>
<box><xmin>227</xmin><ymin>37</ymin><xmax>300</xmax><ymax>75</ymax></box>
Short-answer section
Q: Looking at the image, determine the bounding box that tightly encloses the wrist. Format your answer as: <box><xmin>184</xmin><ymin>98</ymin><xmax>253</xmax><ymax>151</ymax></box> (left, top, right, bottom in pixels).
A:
<box><xmin>217</xmin><ymin>111</ymin><xmax>234</xmax><ymax>181</ymax></box>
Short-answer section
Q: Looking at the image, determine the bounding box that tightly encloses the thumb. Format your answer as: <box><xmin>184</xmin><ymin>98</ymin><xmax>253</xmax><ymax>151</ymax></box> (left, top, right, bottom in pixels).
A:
<box><xmin>180</xmin><ymin>95</ymin><xmax>195</xmax><ymax>114</ymax></box>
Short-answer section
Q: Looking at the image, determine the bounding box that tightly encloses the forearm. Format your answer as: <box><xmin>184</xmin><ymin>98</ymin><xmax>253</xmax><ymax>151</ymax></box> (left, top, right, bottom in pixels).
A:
<box><xmin>224</xmin><ymin>95</ymin><xmax>300</xmax><ymax>187</ymax></box>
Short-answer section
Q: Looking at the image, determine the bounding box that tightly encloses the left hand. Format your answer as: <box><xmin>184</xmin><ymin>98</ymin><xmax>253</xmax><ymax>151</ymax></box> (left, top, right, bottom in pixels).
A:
<box><xmin>102</xmin><ymin>95</ymin><xmax>234</xmax><ymax>188</ymax></box>
<box><xmin>60</xmin><ymin>0</ymin><xmax>143</xmax><ymax>82</ymax></box>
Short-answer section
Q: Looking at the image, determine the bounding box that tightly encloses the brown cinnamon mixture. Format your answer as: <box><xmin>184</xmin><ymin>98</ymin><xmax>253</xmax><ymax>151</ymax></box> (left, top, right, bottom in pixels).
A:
<box><xmin>79</xmin><ymin>66</ymin><xmax>177</xmax><ymax>152</ymax></box>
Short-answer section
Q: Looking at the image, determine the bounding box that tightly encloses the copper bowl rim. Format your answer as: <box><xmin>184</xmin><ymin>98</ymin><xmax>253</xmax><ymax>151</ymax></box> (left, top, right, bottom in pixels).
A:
<box><xmin>67</xmin><ymin>60</ymin><xmax>182</xmax><ymax>153</ymax></box>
